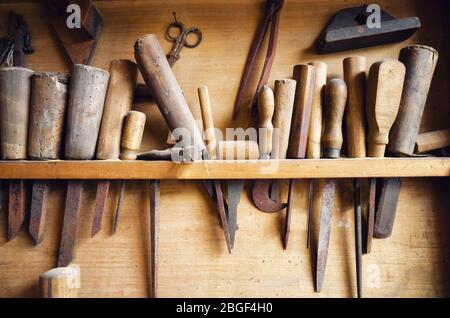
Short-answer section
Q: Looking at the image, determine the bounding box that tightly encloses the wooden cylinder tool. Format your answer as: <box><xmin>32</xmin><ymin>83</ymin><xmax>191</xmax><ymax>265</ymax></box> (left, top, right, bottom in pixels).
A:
<box><xmin>366</xmin><ymin>60</ymin><xmax>406</xmax><ymax>158</ymax></box>
<box><xmin>323</xmin><ymin>79</ymin><xmax>348</xmax><ymax>158</ymax></box>
<box><xmin>198</xmin><ymin>86</ymin><xmax>217</xmax><ymax>160</ymax></box>
<box><xmin>65</xmin><ymin>64</ymin><xmax>110</xmax><ymax>160</ymax></box>
<box><xmin>416</xmin><ymin>128</ymin><xmax>450</xmax><ymax>153</ymax></box>
<box><xmin>134</xmin><ymin>34</ymin><xmax>205</xmax><ymax>160</ymax></box>
<box><xmin>388</xmin><ymin>45</ymin><xmax>439</xmax><ymax>156</ymax></box>
<box><xmin>307</xmin><ymin>61</ymin><xmax>327</xmax><ymax>159</ymax></box>
<box><xmin>40</xmin><ymin>266</ymin><xmax>80</xmax><ymax>298</ymax></box>
<box><xmin>217</xmin><ymin>141</ymin><xmax>260</xmax><ymax>160</ymax></box>
<box><xmin>258</xmin><ymin>85</ymin><xmax>275</xmax><ymax>159</ymax></box>
<box><xmin>120</xmin><ymin>111</ymin><xmax>147</xmax><ymax>160</ymax></box>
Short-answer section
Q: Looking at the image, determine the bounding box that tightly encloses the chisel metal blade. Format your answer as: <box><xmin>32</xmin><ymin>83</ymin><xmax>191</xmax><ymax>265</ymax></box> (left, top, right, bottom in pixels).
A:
<box><xmin>91</xmin><ymin>180</ymin><xmax>110</xmax><ymax>237</ymax></box>
<box><xmin>374</xmin><ymin>177</ymin><xmax>401</xmax><ymax>239</ymax></box>
<box><xmin>113</xmin><ymin>180</ymin><xmax>125</xmax><ymax>234</ymax></box>
<box><xmin>306</xmin><ymin>179</ymin><xmax>314</xmax><ymax>249</ymax></box>
<box><xmin>354</xmin><ymin>179</ymin><xmax>362</xmax><ymax>298</ymax></box>
<box><xmin>29</xmin><ymin>181</ymin><xmax>49</xmax><ymax>244</ymax></box>
<box><xmin>8</xmin><ymin>180</ymin><xmax>26</xmax><ymax>241</ymax></box>
<box><xmin>316</xmin><ymin>179</ymin><xmax>335</xmax><ymax>292</ymax></box>
<box><xmin>365</xmin><ymin>178</ymin><xmax>376</xmax><ymax>253</ymax></box>
<box><xmin>282</xmin><ymin>179</ymin><xmax>295</xmax><ymax>249</ymax></box>
<box><xmin>227</xmin><ymin>179</ymin><xmax>244</xmax><ymax>249</ymax></box>
<box><xmin>58</xmin><ymin>181</ymin><xmax>84</xmax><ymax>267</ymax></box>
<box><xmin>149</xmin><ymin>179</ymin><xmax>159</xmax><ymax>298</ymax></box>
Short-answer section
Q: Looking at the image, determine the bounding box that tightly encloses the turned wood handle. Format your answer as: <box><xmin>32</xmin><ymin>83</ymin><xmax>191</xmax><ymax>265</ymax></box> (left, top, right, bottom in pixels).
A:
<box><xmin>344</xmin><ymin>56</ymin><xmax>367</xmax><ymax>158</ymax></box>
<box><xmin>366</xmin><ymin>60</ymin><xmax>406</xmax><ymax>158</ymax></box>
<box><xmin>415</xmin><ymin>128</ymin><xmax>450</xmax><ymax>153</ymax></box>
<box><xmin>217</xmin><ymin>141</ymin><xmax>259</xmax><ymax>160</ymax></box>
<box><xmin>134</xmin><ymin>34</ymin><xmax>205</xmax><ymax>160</ymax></box>
<box><xmin>0</xmin><ymin>67</ymin><xmax>34</xmax><ymax>160</ymax></box>
<box><xmin>388</xmin><ymin>45</ymin><xmax>439</xmax><ymax>156</ymax></box>
<box><xmin>198</xmin><ymin>86</ymin><xmax>217</xmax><ymax>159</ymax></box>
<box><xmin>40</xmin><ymin>265</ymin><xmax>80</xmax><ymax>298</ymax></box>
<box><xmin>288</xmin><ymin>64</ymin><xmax>316</xmax><ymax>159</ymax></box>
<box><xmin>120</xmin><ymin>111</ymin><xmax>146</xmax><ymax>160</ymax></box>
<box><xmin>65</xmin><ymin>64</ymin><xmax>110</xmax><ymax>160</ymax></box>
<box><xmin>307</xmin><ymin>61</ymin><xmax>327</xmax><ymax>159</ymax></box>
<box><xmin>272</xmin><ymin>79</ymin><xmax>297</xmax><ymax>160</ymax></box>
<box><xmin>258</xmin><ymin>85</ymin><xmax>275</xmax><ymax>159</ymax></box>
<box><xmin>322</xmin><ymin>79</ymin><xmax>347</xmax><ymax>158</ymax></box>
<box><xmin>96</xmin><ymin>60</ymin><xmax>138</xmax><ymax>160</ymax></box>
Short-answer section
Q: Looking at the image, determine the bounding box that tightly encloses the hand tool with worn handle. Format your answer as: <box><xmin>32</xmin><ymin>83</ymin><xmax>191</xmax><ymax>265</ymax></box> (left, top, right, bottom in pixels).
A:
<box><xmin>367</xmin><ymin>59</ymin><xmax>406</xmax><ymax>243</ymax></box>
<box><xmin>376</xmin><ymin>45</ymin><xmax>438</xmax><ymax>239</ymax></box>
<box><xmin>415</xmin><ymin>128</ymin><xmax>450</xmax><ymax>154</ymax></box>
<box><xmin>233</xmin><ymin>0</ymin><xmax>284</xmax><ymax>119</ymax></box>
<box><xmin>113</xmin><ymin>111</ymin><xmax>147</xmax><ymax>234</ymax></box>
<box><xmin>198</xmin><ymin>86</ymin><xmax>232</xmax><ymax>253</ymax></box>
<box><xmin>91</xmin><ymin>59</ymin><xmax>138</xmax><ymax>237</ymax></box>
<box><xmin>306</xmin><ymin>61</ymin><xmax>327</xmax><ymax>249</ymax></box>
<box><xmin>252</xmin><ymin>79</ymin><xmax>296</xmax><ymax>213</ymax></box>
<box><xmin>58</xmin><ymin>64</ymin><xmax>109</xmax><ymax>267</ymax></box>
<box><xmin>40</xmin><ymin>265</ymin><xmax>80</xmax><ymax>298</ymax></box>
<box><xmin>283</xmin><ymin>64</ymin><xmax>316</xmax><ymax>249</ymax></box>
<box><xmin>28</xmin><ymin>72</ymin><xmax>69</xmax><ymax>244</ymax></box>
<box><xmin>343</xmin><ymin>56</ymin><xmax>367</xmax><ymax>297</ymax></box>
<box><xmin>316</xmin><ymin>78</ymin><xmax>347</xmax><ymax>293</ymax></box>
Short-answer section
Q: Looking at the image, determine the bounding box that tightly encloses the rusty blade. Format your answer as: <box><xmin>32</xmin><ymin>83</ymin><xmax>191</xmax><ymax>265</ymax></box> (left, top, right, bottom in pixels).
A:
<box><xmin>113</xmin><ymin>180</ymin><xmax>126</xmax><ymax>234</ymax></box>
<box><xmin>282</xmin><ymin>179</ymin><xmax>295</xmax><ymax>249</ymax></box>
<box><xmin>366</xmin><ymin>178</ymin><xmax>376</xmax><ymax>253</ymax></box>
<box><xmin>91</xmin><ymin>180</ymin><xmax>110</xmax><ymax>237</ymax></box>
<box><xmin>306</xmin><ymin>179</ymin><xmax>314</xmax><ymax>249</ymax></box>
<box><xmin>29</xmin><ymin>181</ymin><xmax>49</xmax><ymax>244</ymax></box>
<box><xmin>212</xmin><ymin>180</ymin><xmax>232</xmax><ymax>253</ymax></box>
<box><xmin>374</xmin><ymin>177</ymin><xmax>401</xmax><ymax>239</ymax></box>
<box><xmin>227</xmin><ymin>180</ymin><xmax>244</xmax><ymax>249</ymax></box>
<box><xmin>316</xmin><ymin>179</ymin><xmax>335</xmax><ymax>292</ymax></box>
<box><xmin>8</xmin><ymin>180</ymin><xmax>26</xmax><ymax>241</ymax></box>
<box><xmin>354</xmin><ymin>179</ymin><xmax>362</xmax><ymax>298</ymax></box>
<box><xmin>252</xmin><ymin>179</ymin><xmax>286</xmax><ymax>213</ymax></box>
<box><xmin>149</xmin><ymin>179</ymin><xmax>159</xmax><ymax>298</ymax></box>
<box><xmin>58</xmin><ymin>181</ymin><xmax>84</xmax><ymax>267</ymax></box>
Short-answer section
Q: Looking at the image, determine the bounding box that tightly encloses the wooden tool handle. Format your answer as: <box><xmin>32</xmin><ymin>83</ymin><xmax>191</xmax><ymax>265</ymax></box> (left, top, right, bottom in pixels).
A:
<box><xmin>198</xmin><ymin>86</ymin><xmax>217</xmax><ymax>159</ymax></box>
<box><xmin>28</xmin><ymin>72</ymin><xmax>69</xmax><ymax>160</ymax></box>
<box><xmin>120</xmin><ymin>111</ymin><xmax>146</xmax><ymax>160</ymax></box>
<box><xmin>258</xmin><ymin>85</ymin><xmax>275</xmax><ymax>159</ymax></box>
<box><xmin>272</xmin><ymin>79</ymin><xmax>297</xmax><ymax>159</ymax></box>
<box><xmin>344</xmin><ymin>56</ymin><xmax>367</xmax><ymax>158</ymax></box>
<box><xmin>415</xmin><ymin>128</ymin><xmax>450</xmax><ymax>153</ymax></box>
<box><xmin>322</xmin><ymin>79</ymin><xmax>347</xmax><ymax>158</ymax></box>
<box><xmin>65</xmin><ymin>64</ymin><xmax>110</xmax><ymax>160</ymax></box>
<box><xmin>388</xmin><ymin>45</ymin><xmax>439</xmax><ymax>156</ymax></box>
<box><xmin>40</xmin><ymin>265</ymin><xmax>80</xmax><ymax>298</ymax></box>
<box><xmin>366</xmin><ymin>60</ymin><xmax>406</xmax><ymax>158</ymax></box>
<box><xmin>0</xmin><ymin>67</ymin><xmax>34</xmax><ymax>160</ymax></box>
<box><xmin>307</xmin><ymin>61</ymin><xmax>327</xmax><ymax>159</ymax></box>
<box><xmin>134</xmin><ymin>35</ymin><xmax>205</xmax><ymax>160</ymax></box>
<box><xmin>217</xmin><ymin>141</ymin><xmax>259</xmax><ymax>160</ymax></box>
<box><xmin>288</xmin><ymin>64</ymin><xmax>316</xmax><ymax>159</ymax></box>
<box><xmin>96</xmin><ymin>60</ymin><xmax>138</xmax><ymax>160</ymax></box>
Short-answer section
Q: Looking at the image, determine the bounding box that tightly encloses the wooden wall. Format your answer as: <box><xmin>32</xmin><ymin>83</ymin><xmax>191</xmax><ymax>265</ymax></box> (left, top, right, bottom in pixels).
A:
<box><xmin>0</xmin><ymin>0</ymin><xmax>449</xmax><ymax>297</ymax></box>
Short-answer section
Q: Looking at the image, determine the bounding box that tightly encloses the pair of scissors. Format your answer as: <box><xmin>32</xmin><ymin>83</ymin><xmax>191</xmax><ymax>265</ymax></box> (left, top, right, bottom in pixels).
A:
<box><xmin>165</xmin><ymin>13</ymin><xmax>202</xmax><ymax>67</ymax></box>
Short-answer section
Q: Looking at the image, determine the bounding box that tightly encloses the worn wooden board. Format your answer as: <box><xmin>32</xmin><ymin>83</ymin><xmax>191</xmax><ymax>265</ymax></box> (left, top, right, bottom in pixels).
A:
<box><xmin>0</xmin><ymin>0</ymin><xmax>449</xmax><ymax>297</ymax></box>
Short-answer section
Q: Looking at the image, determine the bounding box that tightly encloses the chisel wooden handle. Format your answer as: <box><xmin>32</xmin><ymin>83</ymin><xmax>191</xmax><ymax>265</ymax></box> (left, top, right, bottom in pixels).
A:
<box><xmin>272</xmin><ymin>79</ymin><xmax>297</xmax><ymax>159</ymax></box>
<box><xmin>40</xmin><ymin>266</ymin><xmax>80</xmax><ymax>298</ymax></box>
<box><xmin>416</xmin><ymin>128</ymin><xmax>450</xmax><ymax>153</ymax></box>
<box><xmin>366</xmin><ymin>60</ymin><xmax>406</xmax><ymax>158</ymax></box>
<box><xmin>198</xmin><ymin>86</ymin><xmax>217</xmax><ymax>159</ymax></box>
<box><xmin>96</xmin><ymin>60</ymin><xmax>138</xmax><ymax>160</ymax></box>
<box><xmin>288</xmin><ymin>64</ymin><xmax>316</xmax><ymax>159</ymax></box>
<box><xmin>388</xmin><ymin>45</ymin><xmax>439</xmax><ymax>156</ymax></box>
<box><xmin>323</xmin><ymin>79</ymin><xmax>347</xmax><ymax>158</ymax></box>
<box><xmin>344</xmin><ymin>56</ymin><xmax>366</xmax><ymax>158</ymax></box>
<box><xmin>217</xmin><ymin>141</ymin><xmax>259</xmax><ymax>160</ymax></box>
<box><xmin>65</xmin><ymin>64</ymin><xmax>110</xmax><ymax>160</ymax></box>
<box><xmin>134</xmin><ymin>34</ymin><xmax>205</xmax><ymax>160</ymax></box>
<box><xmin>258</xmin><ymin>85</ymin><xmax>275</xmax><ymax>159</ymax></box>
<box><xmin>120</xmin><ymin>111</ymin><xmax>146</xmax><ymax>160</ymax></box>
<box><xmin>307</xmin><ymin>61</ymin><xmax>327</xmax><ymax>159</ymax></box>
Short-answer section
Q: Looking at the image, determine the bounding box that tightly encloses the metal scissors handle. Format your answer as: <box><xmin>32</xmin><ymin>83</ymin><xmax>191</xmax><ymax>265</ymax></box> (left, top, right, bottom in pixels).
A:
<box><xmin>165</xmin><ymin>13</ymin><xmax>202</xmax><ymax>67</ymax></box>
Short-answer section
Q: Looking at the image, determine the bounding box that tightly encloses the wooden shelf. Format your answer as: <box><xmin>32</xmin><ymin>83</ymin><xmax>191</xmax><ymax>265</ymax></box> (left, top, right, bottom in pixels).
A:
<box><xmin>0</xmin><ymin>158</ymin><xmax>448</xmax><ymax>179</ymax></box>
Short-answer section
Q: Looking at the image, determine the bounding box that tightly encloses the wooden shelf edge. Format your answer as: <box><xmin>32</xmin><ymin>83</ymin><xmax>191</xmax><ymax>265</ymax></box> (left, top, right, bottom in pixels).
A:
<box><xmin>0</xmin><ymin>158</ymin><xmax>448</xmax><ymax>179</ymax></box>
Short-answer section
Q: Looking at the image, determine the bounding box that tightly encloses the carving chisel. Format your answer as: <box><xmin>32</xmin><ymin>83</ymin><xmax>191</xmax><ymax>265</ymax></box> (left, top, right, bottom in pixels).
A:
<box><xmin>316</xmin><ymin>79</ymin><xmax>347</xmax><ymax>293</ymax></box>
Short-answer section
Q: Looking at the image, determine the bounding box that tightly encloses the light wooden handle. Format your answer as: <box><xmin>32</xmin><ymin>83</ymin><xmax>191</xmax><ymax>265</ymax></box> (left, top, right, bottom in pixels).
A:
<box><xmin>272</xmin><ymin>79</ymin><xmax>297</xmax><ymax>159</ymax></box>
<box><xmin>415</xmin><ymin>128</ymin><xmax>450</xmax><ymax>153</ymax></box>
<box><xmin>120</xmin><ymin>111</ymin><xmax>146</xmax><ymax>160</ymax></box>
<box><xmin>217</xmin><ymin>141</ymin><xmax>259</xmax><ymax>160</ymax></box>
<box><xmin>258</xmin><ymin>85</ymin><xmax>274</xmax><ymax>159</ymax></box>
<box><xmin>40</xmin><ymin>265</ymin><xmax>80</xmax><ymax>298</ymax></box>
<box><xmin>366</xmin><ymin>60</ymin><xmax>406</xmax><ymax>158</ymax></box>
<box><xmin>344</xmin><ymin>56</ymin><xmax>367</xmax><ymax>158</ymax></box>
<box><xmin>96</xmin><ymin>59</ymin><xmax>138</xmax><ymax>160</ymax></box>
<box><xmin>323</xmin><ymin>79</ymin><xmax>347</xmax><ymax>158</ymax></box>
<box><xmin>198</xmin><ymin>86</ymin><xmax>217</xmax><ymax>159</ymax></box>
<box><xmin>307</xmin><ymin>61</ymin><xmax>327</xmax><ymax>159</ymax></box>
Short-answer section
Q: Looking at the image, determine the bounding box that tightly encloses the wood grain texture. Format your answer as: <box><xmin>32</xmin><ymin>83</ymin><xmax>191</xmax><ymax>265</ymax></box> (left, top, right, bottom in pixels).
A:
<box><xmin>0</xmin><ymin>0</ymin><xmax>449</xmax><ymax>298</ymax></box>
